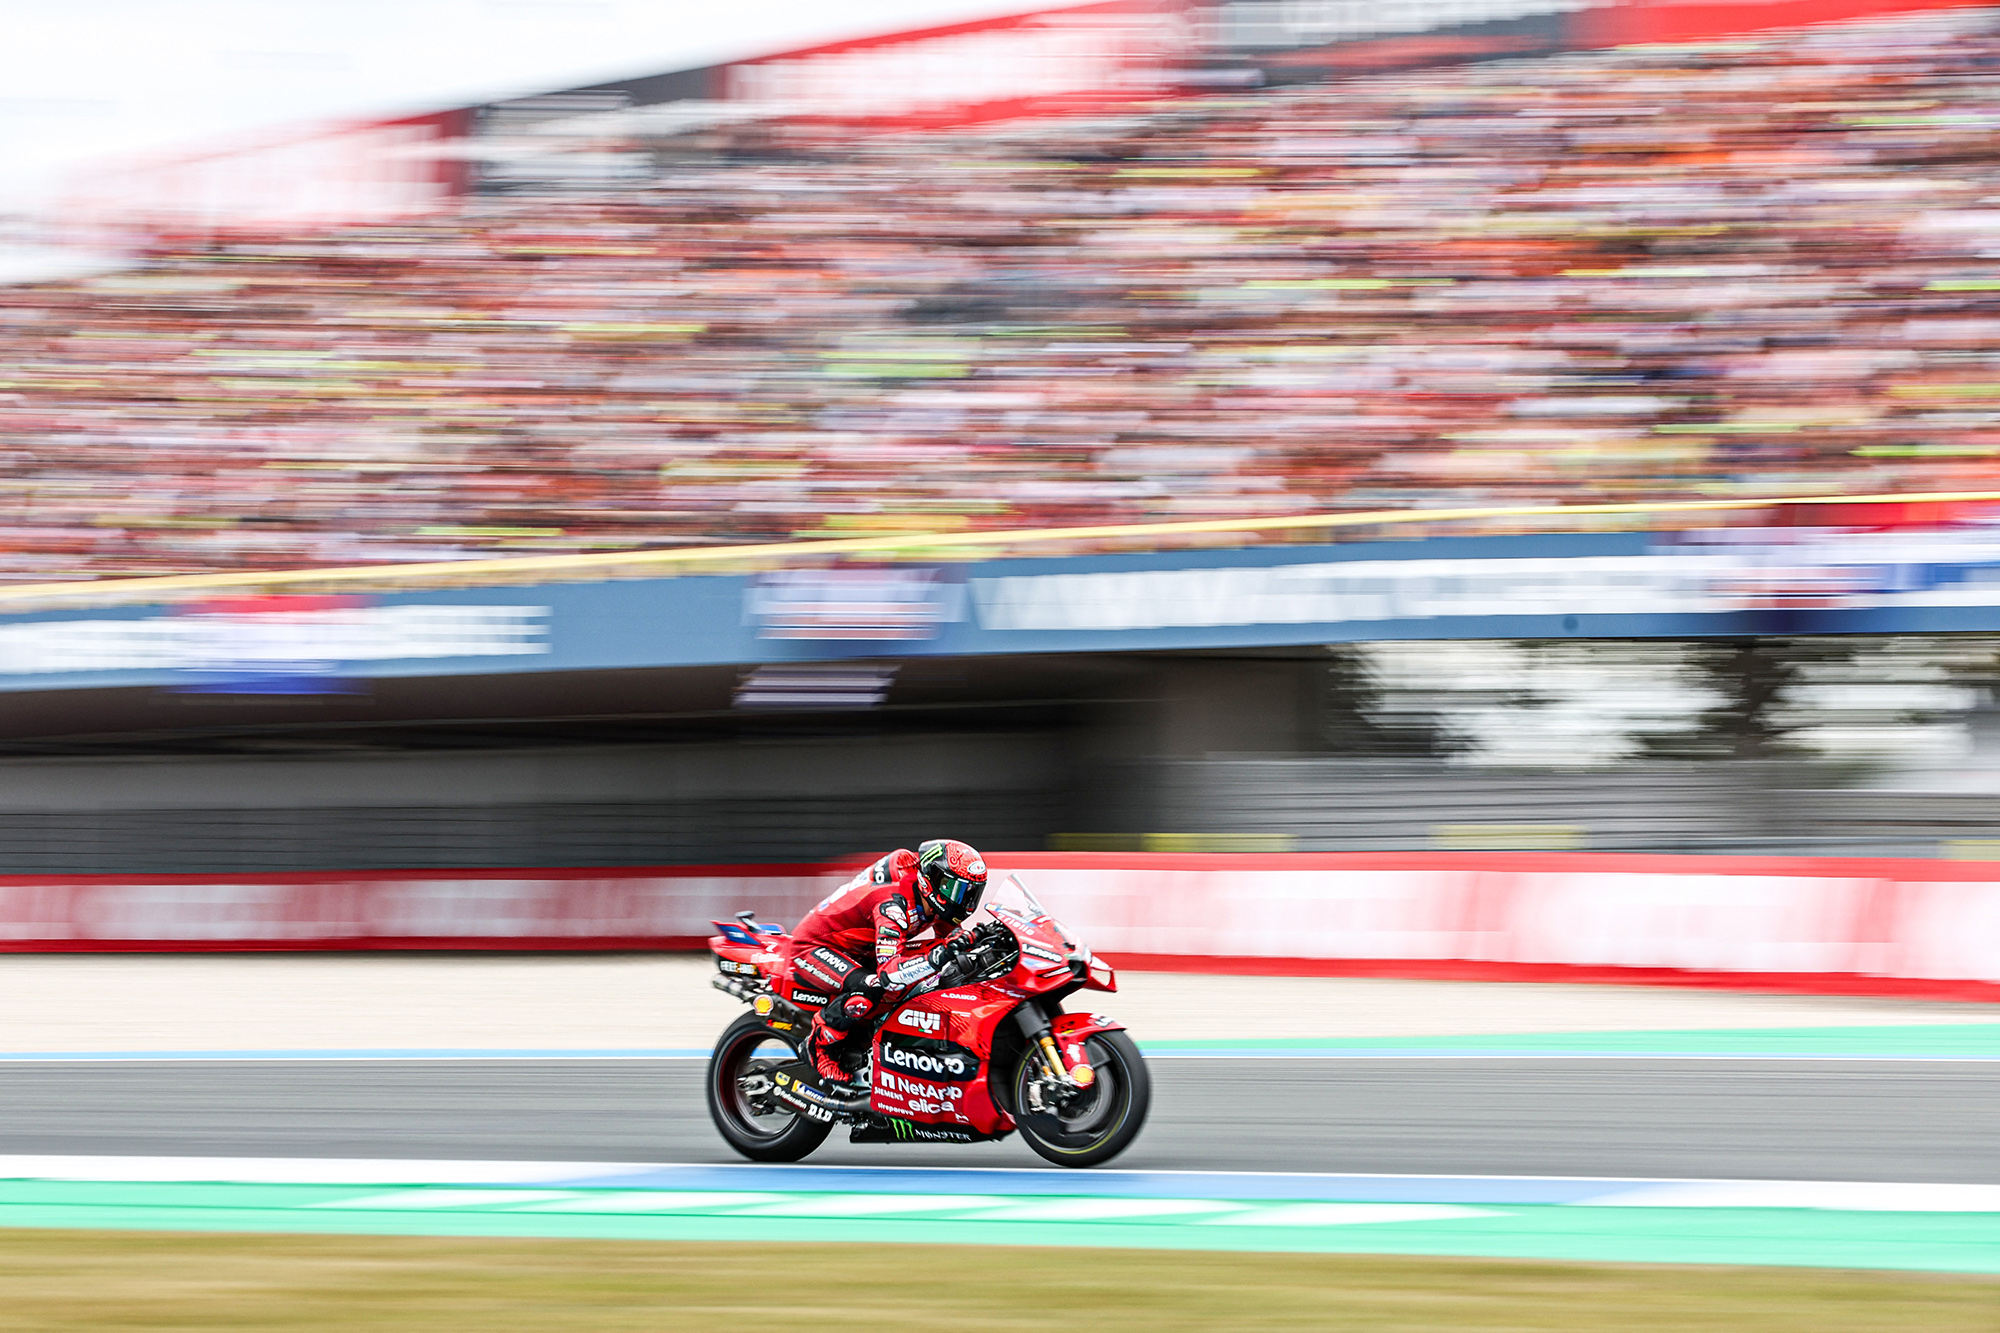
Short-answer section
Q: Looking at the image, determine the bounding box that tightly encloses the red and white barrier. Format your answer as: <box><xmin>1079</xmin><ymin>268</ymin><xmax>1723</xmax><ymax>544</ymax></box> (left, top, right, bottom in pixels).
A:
<box><xmin>0</xmin><ymin>852</ymin><xmax>1996</xmax><ymax>1000</ymax></box>
<box><xmin>992</xmin><ymin>852</ymin><xmax>2000</xmax><ymax>1001</ymax></box>
<box><xmin>0</xmin><ymin>866</ymin><xmax>837</xmax><ymax>952</ymax></box>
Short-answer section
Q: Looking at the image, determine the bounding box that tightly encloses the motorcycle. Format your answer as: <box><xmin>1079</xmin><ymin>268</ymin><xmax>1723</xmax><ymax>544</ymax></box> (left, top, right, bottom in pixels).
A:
<box><xmin>705</xmin><ymin>874</ymin><xmax>1149</xmax><ymax>1167</ymax></box>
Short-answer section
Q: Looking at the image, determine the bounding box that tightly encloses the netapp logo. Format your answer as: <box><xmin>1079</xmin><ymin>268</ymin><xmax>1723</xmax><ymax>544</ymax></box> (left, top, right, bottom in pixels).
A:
<box><xmin>875</xmin><ymin>1071</ymin><xmax>964</xmax><ymax>1103</ymax></box>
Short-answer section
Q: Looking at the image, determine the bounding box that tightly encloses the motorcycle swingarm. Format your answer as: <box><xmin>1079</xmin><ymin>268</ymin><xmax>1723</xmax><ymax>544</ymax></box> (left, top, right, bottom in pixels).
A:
<box><xmin>768</xmin><ymin>1066</ymin><xmax>873</xmax><ymax>1123</ymax></box>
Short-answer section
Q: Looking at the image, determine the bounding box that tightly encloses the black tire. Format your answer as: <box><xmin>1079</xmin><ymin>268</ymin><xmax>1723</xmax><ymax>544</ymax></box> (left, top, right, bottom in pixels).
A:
<box><xmin>705</xmin><ymin>1012</ymin><xmax>834</xmax><ymax>1163</ymax></box>
<box><xmin>1012</xmin><ymin>1028</ymin><xmax>1150</xmax><ymax>1168</ymax></box>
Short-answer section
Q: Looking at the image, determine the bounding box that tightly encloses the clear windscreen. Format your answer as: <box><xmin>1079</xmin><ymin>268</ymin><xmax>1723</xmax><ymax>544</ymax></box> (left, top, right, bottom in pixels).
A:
<box><xmin>973</xmin><ymin>873</ymin><xmax>1075</xmax><ymax>951</ymax></box>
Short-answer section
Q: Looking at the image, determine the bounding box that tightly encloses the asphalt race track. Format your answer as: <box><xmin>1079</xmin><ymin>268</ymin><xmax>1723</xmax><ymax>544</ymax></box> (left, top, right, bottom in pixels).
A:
<box><xmin>0</xmin><ymin>1058</ymin><xmax>1993</xmax><ymax>1183</ymax></box>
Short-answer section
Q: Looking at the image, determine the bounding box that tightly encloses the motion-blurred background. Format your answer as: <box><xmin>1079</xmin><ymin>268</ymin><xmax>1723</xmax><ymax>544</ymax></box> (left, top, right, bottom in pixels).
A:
<box><xmin>5</xmin><ymin>0</ymin><xmax>2000</xmax><ymax>888</ymax></box>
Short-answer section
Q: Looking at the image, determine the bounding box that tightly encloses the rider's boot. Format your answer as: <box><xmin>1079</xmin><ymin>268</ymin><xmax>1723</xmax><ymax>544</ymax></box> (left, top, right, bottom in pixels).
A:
<box><xmin>805</xmin><ymin>1010</ymin><xmax>861</xmax><ymax>1091</ymax></box>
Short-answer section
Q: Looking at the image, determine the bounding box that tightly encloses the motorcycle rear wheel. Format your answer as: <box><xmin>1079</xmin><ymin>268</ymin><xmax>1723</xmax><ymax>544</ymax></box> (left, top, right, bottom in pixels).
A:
<box><xmin>706</xmin><ymin>1012</ymin><xmax>835</xmax><ymax>1163</ymax></box>
<box><xmin>1011</xmin><ymin>1029</ymin><xmax>1149</xmax><ymax>1168</ymax></box>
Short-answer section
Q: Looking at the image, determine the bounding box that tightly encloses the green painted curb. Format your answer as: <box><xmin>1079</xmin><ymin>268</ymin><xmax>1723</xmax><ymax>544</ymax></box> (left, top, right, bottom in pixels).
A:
<box><xmin>0</xmin><ymin>1181</ymin><xmax>1992</xmax><ymax>1273</ymax></box>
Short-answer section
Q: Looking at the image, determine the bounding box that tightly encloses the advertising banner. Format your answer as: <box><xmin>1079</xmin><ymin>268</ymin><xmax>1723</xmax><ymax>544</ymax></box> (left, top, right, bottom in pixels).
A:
<box><xmin>1211</xmin><ymin>0</ymin><xmax>1578</xmax><ymax>80</ymax></box>
<box><xmin>61</xmin><ymin>110</ymin><xmax>472</xmax><ymax>234</ymax></box>
<box><xmin>0</xmin><ymin>867</ymin><xmax>835</xmax><ymax>951</ymax></box>
<box><xmin>985</xmin><ymin>851</ymin><xmax>2000</xmax><ymax>996</ymax></box>
<box><xmin>745</xmin><ymin>568</ymin><xmax>968</xmax><ymax>641</ymax></box>
<box><xmin>720</xmin><ymin>0</ymin><xmax>1195</xmax><ymax>128</ymax></box>
<box><xmin>12</xmin><ymin>527</ymin><xmax>2000</xmax><ymax>691</ymax></box>
<box><xmin>0</xmin><ymin>851</ymin><xmax>1996</xmax><ymax>1001</ymax></box>
<box><xmin>1571</xmin><ymin>0</ymin><xmax>1990</xmax><ymax>48</ymax></box>
<box><xmin>1208</xmin><ymin>0</ymin><xmax>1991</xmax><ymax>83</ymax></box>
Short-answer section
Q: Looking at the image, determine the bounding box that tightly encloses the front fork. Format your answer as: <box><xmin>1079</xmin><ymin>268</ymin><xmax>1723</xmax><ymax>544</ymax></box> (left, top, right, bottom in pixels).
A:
<box><xmin>1014</xmin><ymin>1002</ymin><xmax>1095</xmax><ymax>1097</ymax></box>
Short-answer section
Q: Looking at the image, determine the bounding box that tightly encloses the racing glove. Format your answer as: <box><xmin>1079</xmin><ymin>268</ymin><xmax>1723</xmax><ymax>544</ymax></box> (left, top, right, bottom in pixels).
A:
<box><xmin>926</xmin><ymin>932</ymin><xmax>973</xmax><ymax>971</ymax></box>
<box><xmin>927</xmin><ymin>931</ymin><xmax>981</xmax><ymax>986</ymax></box>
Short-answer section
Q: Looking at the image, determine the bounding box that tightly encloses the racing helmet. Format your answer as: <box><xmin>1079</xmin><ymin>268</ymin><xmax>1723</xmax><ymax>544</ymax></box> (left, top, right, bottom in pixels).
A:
<box><xmin>915</xmin><ymin>838</ymin><xmax>987</xmax><ymax>925</ymax></box>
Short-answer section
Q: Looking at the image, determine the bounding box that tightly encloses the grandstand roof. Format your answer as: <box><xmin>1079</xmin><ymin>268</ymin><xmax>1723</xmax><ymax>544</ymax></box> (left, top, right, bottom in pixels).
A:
<box><xmin>0</xmin><ymin>0</ymin><xmax>1098</xmax><ymax>213</ymax></box>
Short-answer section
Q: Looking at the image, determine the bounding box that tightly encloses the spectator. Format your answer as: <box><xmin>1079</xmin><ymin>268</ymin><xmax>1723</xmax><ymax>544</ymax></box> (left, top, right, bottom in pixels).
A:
<box><xmin>4</xmin><ymin>7</ymin><xmax>2000</xmax><ymax>581</ymax></box>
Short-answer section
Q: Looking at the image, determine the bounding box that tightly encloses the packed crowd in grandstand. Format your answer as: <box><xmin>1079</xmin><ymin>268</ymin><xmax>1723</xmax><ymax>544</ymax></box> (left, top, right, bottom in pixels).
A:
<box><xmin>5</xmin><ymin>8</ymin><xmax>2000</xmax><ymax>580</ymax></box>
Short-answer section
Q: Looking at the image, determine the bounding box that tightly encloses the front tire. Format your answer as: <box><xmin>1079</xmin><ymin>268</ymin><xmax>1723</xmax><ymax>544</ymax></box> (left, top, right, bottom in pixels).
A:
<box><xmin>706</xmin><ymin>1012</ymin><xmax>834</xmax><ymax>1163</ymax></box>
<box><xmin>1012</xmin><ymin>1029</ymin><xmax>1149</xmax><ymax>1168</ymax></box>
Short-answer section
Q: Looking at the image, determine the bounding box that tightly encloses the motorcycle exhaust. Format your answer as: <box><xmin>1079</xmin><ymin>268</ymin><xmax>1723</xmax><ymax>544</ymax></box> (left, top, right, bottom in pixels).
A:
<box><xmin>711</xmin><ymin>975</ymin><xmax>761</xmax><ymax>1003</ymax></box>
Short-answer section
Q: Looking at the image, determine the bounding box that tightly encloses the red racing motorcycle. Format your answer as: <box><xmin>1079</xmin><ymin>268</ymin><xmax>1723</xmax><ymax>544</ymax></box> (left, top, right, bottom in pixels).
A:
<box><xmin>705</xmin><ymin>875</ymin><xmax>1149</xmax><ymax>1167</ymax></box>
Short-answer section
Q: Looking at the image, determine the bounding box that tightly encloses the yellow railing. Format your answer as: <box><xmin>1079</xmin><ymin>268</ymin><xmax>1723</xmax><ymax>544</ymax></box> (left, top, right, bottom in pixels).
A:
<box><xmin>4</xmin><ymin>487</ymin><xmax>1997</xmax><ymax>610</ymax></box>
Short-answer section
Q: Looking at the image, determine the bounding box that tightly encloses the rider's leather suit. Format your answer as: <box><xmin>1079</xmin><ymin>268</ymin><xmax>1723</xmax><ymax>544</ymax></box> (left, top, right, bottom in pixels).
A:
<box><xmin>788</xmin><ymin>849</ymin><xmax>955</xmax><ymax>1084</ymax></box>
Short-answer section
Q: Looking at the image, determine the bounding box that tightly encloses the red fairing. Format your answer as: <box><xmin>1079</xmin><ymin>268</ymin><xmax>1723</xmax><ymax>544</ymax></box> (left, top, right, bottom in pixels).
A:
<box><xmin>1053</xmin><ymin>1011</ymin><xmax>1125</xmax><ymax>1041</ymax></box>
<box><xmin>707</xmin><ymin>930</ymin><xmax>793</xmax><ymax>998</ymax></box>
<box><xmin>871</xmin><ymin>987</ymin><xmax>1018</xmax><ymax>1136</ymax></box>
<box><xmin>707</xmin><ymin>936</ymin><xmax>767</xmax><ymax>969</ymax></box>
<box><xmin>866</xmin><ymin>902</ymin><xmax>1115</xmax><ymax>1135</ymax></box>
<box><xmin>1053</xmin><ymin>1011</ymin><xmax>1126</xmax><ymax>1076</ymax></box>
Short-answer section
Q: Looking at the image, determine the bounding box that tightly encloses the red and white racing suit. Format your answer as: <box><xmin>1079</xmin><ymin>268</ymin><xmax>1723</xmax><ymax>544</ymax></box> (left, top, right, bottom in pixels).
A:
<box><xmin>788</xmin><ymin>849</ymin><xmax>956</xmax><ymax>1081</ymax></box>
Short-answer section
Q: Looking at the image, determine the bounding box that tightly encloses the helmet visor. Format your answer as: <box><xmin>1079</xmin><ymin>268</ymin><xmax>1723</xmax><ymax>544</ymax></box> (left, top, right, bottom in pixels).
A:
<box><xmin>934</xmin><ymin>873</ymin><xmax>983</xmax><ymax>918</ymax></box>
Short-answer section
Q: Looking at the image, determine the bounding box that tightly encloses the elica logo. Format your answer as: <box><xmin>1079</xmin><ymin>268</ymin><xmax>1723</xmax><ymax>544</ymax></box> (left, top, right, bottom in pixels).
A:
<box><xmin>896</xmin><ymin>1007</ymin><xmax>941</xmax><ymax>1035</ymax></box>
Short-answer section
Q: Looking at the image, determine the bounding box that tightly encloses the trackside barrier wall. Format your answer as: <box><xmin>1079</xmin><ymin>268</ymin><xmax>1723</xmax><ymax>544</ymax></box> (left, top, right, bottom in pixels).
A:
<box><xmin>1</xmin><ymin>852</ymin><xmax>1998</xmax><ymax>999</ymax></box>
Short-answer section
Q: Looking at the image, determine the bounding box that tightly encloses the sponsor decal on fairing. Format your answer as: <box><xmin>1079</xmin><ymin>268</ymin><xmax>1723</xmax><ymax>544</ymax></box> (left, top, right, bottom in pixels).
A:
<box><xmin>894</xmin><ymin>1006</ymin><xmax>942</xmax><ymax>1034</ymax></box>
<box><xmin>878</xmin><ymin>1033</ymin><xmax>980</xmax><ymax>1083</ymax></box>
<box><xmin>886</xmin><ymin>1119</ymin><xmax>977</xmax><ymax>1143</ymax></box>
<box><xmin>874</xmin><ymin>1071</ymin><xmax>964</xmax><ymax>1102</ymax></box>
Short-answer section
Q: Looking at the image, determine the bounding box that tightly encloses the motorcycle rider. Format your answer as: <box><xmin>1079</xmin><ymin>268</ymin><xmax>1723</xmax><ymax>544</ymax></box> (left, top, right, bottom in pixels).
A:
<box><xmin>789</xmin><ymin>838</ymin><xmax>989</xmax><ymax>1090</ymax></box>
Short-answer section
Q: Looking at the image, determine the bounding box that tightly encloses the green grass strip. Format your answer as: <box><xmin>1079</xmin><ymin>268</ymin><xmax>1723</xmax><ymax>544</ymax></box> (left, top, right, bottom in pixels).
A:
<box><xmin>6</xmin><ymin>1233</ymin><xmax>1998</xmax><ymax>1332</ymax></box>
<box><xmin>0</xmin><ymin>1181</ymin><xmax>1993</xmax><ymax>1272</ymax></box>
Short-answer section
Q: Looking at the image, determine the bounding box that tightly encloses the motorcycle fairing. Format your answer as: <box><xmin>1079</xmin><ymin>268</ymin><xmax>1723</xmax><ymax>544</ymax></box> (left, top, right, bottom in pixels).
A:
<box><xmin>1052</xmin><ymin>1011</ymin><xmax>1126</xmax><ymax>1071</ymax></box>
<box><xmin>870</xmin><ymin>988</ymin><xmax>1018</xmax><ymax>1136</ymax></box>
<box><xmin>848</xmin><ymin>1119</ymin><xmax>1009</xmax><ymax>1145</ymax></box>
<box><xmin>708</xmin><ymin>926</ymin><xmax>821</xmax><ymax>1009</ymax></box>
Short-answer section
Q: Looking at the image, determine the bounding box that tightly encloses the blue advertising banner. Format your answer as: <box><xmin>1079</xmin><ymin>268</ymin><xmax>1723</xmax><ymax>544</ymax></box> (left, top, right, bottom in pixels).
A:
<box><xmin>2</xmin><ymin>528</ymin><xmax>2000</xmax><ymax>693</ymax></box>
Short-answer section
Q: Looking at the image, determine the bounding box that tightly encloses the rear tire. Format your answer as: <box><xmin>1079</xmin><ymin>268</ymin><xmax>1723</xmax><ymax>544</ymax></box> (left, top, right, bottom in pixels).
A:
<box><xmin>706</xmin><ymin>1012</ymin><xmax>835</xmax><ymax>1163</ymax></box>
<box><xmin>1012</xmin><ymin>1029</ymin><xmax>1149</xmax><ymax>1168</ymax></box>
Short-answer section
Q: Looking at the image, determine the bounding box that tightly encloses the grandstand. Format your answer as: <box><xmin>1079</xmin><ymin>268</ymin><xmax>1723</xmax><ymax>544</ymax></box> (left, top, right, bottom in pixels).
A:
<box><xmin>0</xmin><ymin>7</ymin><xmax>1997</xmax><ymax>882</ymax></box>
<box><xmin>6</xmin><ymin>7</ymin><xmax>2000</xmax><ymax>583</ymax></box>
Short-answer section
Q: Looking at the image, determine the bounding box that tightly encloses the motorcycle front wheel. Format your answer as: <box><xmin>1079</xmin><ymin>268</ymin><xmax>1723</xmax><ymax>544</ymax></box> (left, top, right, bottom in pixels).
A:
<box><xmin>705</xmin><ymin>1012</ymin><xmax>835</xmax><ymax>1162</ymax></box>
<box><xmin>1011</xmin><ymin>1029</ymin><xmax>1150</xmax><ymax>1168</ymax></box>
